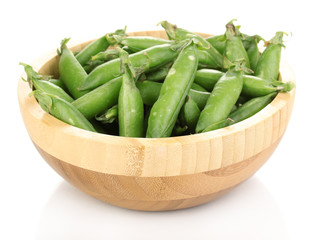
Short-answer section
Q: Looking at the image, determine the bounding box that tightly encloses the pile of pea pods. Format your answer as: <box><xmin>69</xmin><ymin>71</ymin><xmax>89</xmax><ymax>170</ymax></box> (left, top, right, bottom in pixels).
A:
<box><xmin>21</xmin><ymin>20</ymin><xmax>295</xmax><ymax>138</ymax></box>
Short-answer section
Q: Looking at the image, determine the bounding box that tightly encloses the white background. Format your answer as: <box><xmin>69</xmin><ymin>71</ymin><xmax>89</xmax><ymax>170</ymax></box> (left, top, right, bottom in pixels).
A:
<box><xmin>1</xmin><ymin>0</ymin><xmax>311</xmax><ymax>239</ymax></box>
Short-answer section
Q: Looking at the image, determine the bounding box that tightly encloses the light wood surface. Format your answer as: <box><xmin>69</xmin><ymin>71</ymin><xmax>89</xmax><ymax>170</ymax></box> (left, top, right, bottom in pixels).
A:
<box><xmin>18</xmin><ymin>31</ymin><xmax>296</xmax><ymax>211</ymax></box>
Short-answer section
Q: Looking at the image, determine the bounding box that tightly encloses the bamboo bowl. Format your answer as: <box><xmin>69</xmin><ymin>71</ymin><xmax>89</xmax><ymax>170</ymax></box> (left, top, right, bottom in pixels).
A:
<box><xmin>18</xmin><ymin>31</ymin><xmax>296</xmax><ymax>211</ymax></box>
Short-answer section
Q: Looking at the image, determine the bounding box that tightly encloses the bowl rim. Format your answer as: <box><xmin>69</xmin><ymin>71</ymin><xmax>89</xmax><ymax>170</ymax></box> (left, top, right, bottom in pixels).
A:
<box><xmin>18</xmin><ymin>30</ymin><xmax>296</xmax><ymax>177</ymax></box>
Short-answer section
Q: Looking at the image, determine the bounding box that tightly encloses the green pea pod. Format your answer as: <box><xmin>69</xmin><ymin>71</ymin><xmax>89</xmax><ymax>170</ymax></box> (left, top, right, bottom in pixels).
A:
<box><xmin>48</xmin><ymin>79</ymin><xmax>67</xmax><ymax>91</ymax></box>
<box><xmin>172</xmin><ymin>125</ymin><xmax>189</xmax><ymax>136</ymax></box>
<box><xmin>76</xmin><ymin>28</ymin><xmax>126</xmax><ymax>66</ymax></box>
<box><xmin>146</xmin><ymin>40</ymin><xmax>198</xmax><ymax>138</ymax></box>
<box><xmin>117</xmin><ymin>36</ymin><xmax>171</xmax><ymax>52</ymax></box>
<box><xmin>95</xmin><ymin>105</ymin><xmax>118</xmax><ymax>124</ymax></box>
<box><xmin>191</xmin><ymin>82</ymin><xmax>207</xmax><ymax>92</ymax></box>
<box><xmin>118</xmin><ymin>48</ymin><xmax>144</xmax><ymax>137</ymax></box>
<box><xmin>178</xmin><ymin>96</ymin><xmax>201</xmax><ymax>133</ymax></box>
<box><xmin>224</xmin><ymin>20</ymin><xmax>251</xmax><ymax>70</ymax></box>
<box><xmin>58</xmin><ymin>38</ymin><xmax>90</xmax><ymax>99</ymax></box>
<box><xmin>80</xmin><ymin>43</ymin><xmax>182</xmax><ymax>91</ymax></box>
<box><xmin>194</xmin><ymin>69</ymin><xmax>224</xmax><ymax>90</ymax></box>
<box><xmin>196</xmin><ymin>67</ymin><xmax>243</xmax><ymax>133</ymax></box>
<box><xmin>83</xmin><ymin>59</ymin><xmax>105</xmax><ymax>73</ymax></box>
<box><xmin>188</xmin><ymin>89</ymin><xmax>210</xmax><ymax>111</ymax></box>
<box><xmin>205</xmin><ymin>35</ymin><xmax>226</xmax><ymax>54</ymax></box>
<box><xmin>255</xmin><ymin>32</ymin><xmax>286</xmax><ymax>81</ymax></box>
<box><xmin>160</xmin><ymin>20</ymin><xmax>223</xmax><ymax>69</ymax></box>
<box><xmin>202</xmin><ymin>92</ymin><xmax>277</xmax><ymax>132</ymax></box>
<box><xmin>136</xmin><ymin>80</ymin><xmax>210</xmax><ymax>110</ymax></box>
<box><xmin>229</xmin><ymin>92</ymin><xmax>277</xmax><ymax>122</ymax></box>
<box><xmin>31</xmin><ymin>90</ymin><xmax>96</xmax><ymax>132</ymax></box>
<box><xmin>202</xmin><ymin>118</ymin><xmax>234</xmax><ymax>132</ymax></box>
<box><xmin>115</xmin><ymin>32</ymin><xmax>221</xmax><ymax>69</ymax></box>
<box><xmin>245</xmin><ymin>35</ymin><xmax>262</xmax><ymax>72</ymax></box>
<box><xmin>143</xmin><ymin>63</ymin><xmax>172</xmax><ymax>82</ymax></box>
<box><xmin>205</xmin><ymin>33</ymin><xmax>262</xmax><ymax>56</ymax></box>
<box><xmin>20</xmin><ymin>63</ymin><xmax>74</xmax><ymax>103</ymax></box>
<box><xmin>194</xmin><ymin>68</ymin><xmax>291</xmax><ymax>97</ymax></box>
<box><xmin>91</xmin><ymin>49</ymin><xmax>120</xmax><ymax>62</ymax></box>
<box><xmin>72</xmin><ymin>76</ymin><xmax>122</xmax><ymax>119</ymax></box>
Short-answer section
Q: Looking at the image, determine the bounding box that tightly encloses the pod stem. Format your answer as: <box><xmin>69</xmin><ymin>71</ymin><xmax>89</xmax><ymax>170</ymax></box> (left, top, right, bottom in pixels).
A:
<box><xmin>264</xmin><ymin>31</ymin><xmax>287</xmax><ymax>47</ymax></box>
<box><xmin>223</xmin><ymin>57</ymin><xmax>253</xmax><ymax>74</ymax></box>
<box><xmin>158</xmin><ymin>20</ymin><xmax>177</xmax><ymax>40</ymax></box>
<box><xmin>57</xmin><ymin>38</ymin><xmax>71</xmax><ymax>56</ymax></box>
<box><xmin>106</xmin><ymin>26</ymin><xmax>127</xmax><ymax>45</ymax></box>
<box><xmin>19</xmin><ymin>62</ymin><xmax>51</xmax><ymax>90</ymax></box>
<box><xmin>117</xmin><ymin>47</ymin><xmax>136</xmax><ymax>78</ymax></box>
<box><xmin>225</xmin><ymin>19</ymin><xmax>242</xmax><ymax>39</ymax></box>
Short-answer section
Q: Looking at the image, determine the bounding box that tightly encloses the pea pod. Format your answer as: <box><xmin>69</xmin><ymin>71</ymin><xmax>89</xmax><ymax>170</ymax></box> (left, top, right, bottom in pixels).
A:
<box><xmin>117</xmin><ymin>36</ymin><xmax>170</xmax><ymax>52</ymax></box>
<box><xmin>196</xmin><ymin>66</ymin><xmax>243</xmax><ymax>133</ymax></box>
<box><xmin>20</xmin><ymin>63</ymin><xmax>74</xmax><ymax>103</ymax></box>
<box><xmin>160</xmin><ymin>20</ymin><xmax>223</xmax><ymax>69</ymax></box>
<box><xmin>142</xmin><ymin>63</ymin><xmax>172</xmax><ymax>82</ymax></box>
<box><xmin>48</xmin><ymin>79</ymin><xmax>68</xmax><ymax>91</ymax></box>
<box><xmin>83</xmin><ymin>59</ymin><xmax>105</xmax><ymax>73</ymax></box>
<box><xmin>117</xmin><ymin>32</ymin><xmax>221</xmax><ymax>69</ymax></box>
<box><xmin>224</xmin><ymin>20</ymin><xmax>250</xmax><ymax>69</ymax></box>
<box><xmin>91</xmin><ymin>49</ymin><xmax>120</xmax><ymax>62</ymax></box>
<box><xmin>118</xmin><ymin>48</ymin><xmax>144</xmax><ymax>137</ymax></box>
<box><xmin>84</xmin><ymin>50</ymin><xmax>120</xmax><ymax>73</ymax></box>
<box><xmin>79</xmin><ymin>42</ymin><xmax>183</xmax><ymax>91</ymax></box>
<box><xmin>31</xmin><ymin>90</ymin><xmax>96</xmax><ymax>132</ymax></box>
<box><xmin>178</xmin><ymin>96</ymin><xmax>201</xmax><ymax>133</ymax></box>
<box><xmin>205</xmin><ymin>33</ymin><xmax>263</xmax><ymax>56</ymax></box>
<box><xmin>246</xmin><ymin>35</ymin><xmax>262</xmax><ymax>72</ymax></box>
<box><xmin>194</xmin><ymin>68</ymin><xmax>293</xmax><ymax>97</ymax></box>
<box><xmin>136</xmin><ymin>80</ymin><xmax>210</xmax><ymax>110</ymax></box>
<box><xmin>255</xmin><ymin>32</ymin><xmax>285</xmax><ymax>81</ymax></box>
<box><xmin>72</xmin><ymin>76</ymin><xmax>122</xmax><ymax>119</ymax></box>
<box><xmin>95</xmin><ymin>105</ymin><xmax>118</xmax><ymax>124</ymax></box>
<box><xmin>76</xmin><ymin>28</ymin><xmax>126</xmax><ymax>66</ymax></box>
<box><xmin>205</xmin><ymin>35</ymin><xmax>226</xmax><ymax>54</ymax></box>
<box><xmin>58</xmin><ymin>38</ymin><xmax>90</xmax><ymax>99</ymax></box>
<box><xmin>146</xmin><ymin>40</ymin><xmax>198</xmax><ymax>138</ymax></box>
<box><xmin>203</xmin><ymin>92</ymin><xmax>277</xmax><ymax>132</ymax></box>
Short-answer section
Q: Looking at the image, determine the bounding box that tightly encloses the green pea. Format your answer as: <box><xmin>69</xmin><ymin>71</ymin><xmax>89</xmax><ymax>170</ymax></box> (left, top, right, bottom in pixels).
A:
<box><xmin>255</xmin><ymin>32</ymin><xmax>285</xmax><ymax>81</ymax></box>
<box><xmin>245</xmin><ymin>35</ymin><xmax>262</xmax><ymax>72</ymax></box>
<box><xmin>196</xmin><ymin>67</ymin><xmax>243</xmax><ymax>133</ymax></box>
<box><xmin>143</xmin><ymin>63</ymin><xmax>172</xmax><ymax>82</ymax></box>
<box><xmin>194</xmin><ymin>68</ymin><xmax>291</xmax><ymax>97</ymax></box>
<box><xmin>32</xmin><ymin>90</ymin><xmax>96</xmax><ymax>132</ymax></box>
<box><xmin>224</xmin><ymin>20</ymin><xmax>250</xmax><ymax>70</ymax></box>
<box><xmin>146</xmin><ymin>40</ymin><xmax>198</xmax><ymax>138</ymax></box>
<box><xmin>118</xmin><ymin>48</ymin><xmax>144</xmax><ymax>137</ymax></box>
<box><xmin>76</xmin><ymin>28</ymin><xmax>126</xmax><ymax>66</ymax></box>
<box><xmin>48</xmin><ymin>79</ymin><xmax>68</xmax><ymax>92</ymax></box>
<box><xmin>72</xmin><ymin>76</ymin><xmax>122</xmax><ymax>120</ymax></box>
<box><xmin>202</xmin><ymin>92</ymin><xmax>277</xmax><ymax>132</ymax></box>
<box><xmin>95</xmin><ymin>105</ymin><xmax>118</xmax><ymax>124</ymax></box>
<box><xmin>118</xmin><ymin>36</ymin><xmax>171</xmax><ymax>52</ymax></box>
<box><xmin>160</xmin><ymin>20</ymin><xmax>223</xmax><ymax>69</ymax></box>
<box><xmin>136</xmin><ymin>80</ymin><xmax>210</xmax><ymax>110</ymax></box>
<box><xmin>20</xmin><ymin>63</ymin><xmax>74</xmax><ymax>103</ymax></box>
<box><xmin>79</xmin><ymin>42</ymin><xmax>182</xmax><ymax>91</ymax></box>
<box><xmin>91</xmin><ymin>49</ymin><xmax>120</xmax><ymax>62</ymax></box>
<box><xmin>178</xmin><ymin>96</ymin><xmax>201</xmax><ymax>133</ymax></box>
<box><xmin>58</xmin><ymin>38</ymin><xmax>90</xmax><ymax>99</ymax></box>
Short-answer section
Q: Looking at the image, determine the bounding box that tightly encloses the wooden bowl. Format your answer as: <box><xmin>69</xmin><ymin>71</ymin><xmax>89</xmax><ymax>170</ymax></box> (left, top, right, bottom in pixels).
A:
<box><xmin>17</xmin><ymin>31</ymin><xmax>296</xmax><ymax>211</ymax></box>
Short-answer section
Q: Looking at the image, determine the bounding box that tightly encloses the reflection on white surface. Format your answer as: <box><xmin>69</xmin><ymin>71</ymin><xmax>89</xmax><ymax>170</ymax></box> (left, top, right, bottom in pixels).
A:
<box><xmin>36</xmin><ymin>177</ymin><xmax>289</xmax><ymax>240</ymax></box>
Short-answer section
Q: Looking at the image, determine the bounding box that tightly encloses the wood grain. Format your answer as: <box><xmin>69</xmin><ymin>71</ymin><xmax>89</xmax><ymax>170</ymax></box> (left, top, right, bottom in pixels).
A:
<box><xmin>17</xmin><ymin>30</ymin><xmax>296</xmax><ymax>211</ymax></box>
<box><xmin>34</xmin><ymin>136</ymin><xmax>281</xmax><ymax>211</ymax></box>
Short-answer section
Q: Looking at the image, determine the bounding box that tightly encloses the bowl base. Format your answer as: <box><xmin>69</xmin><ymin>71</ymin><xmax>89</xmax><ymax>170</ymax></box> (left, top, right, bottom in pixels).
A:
<box><xmin>33</xmin><ymin>136</ymin><xmax>281</xmax><ymax>211</ymax></box>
